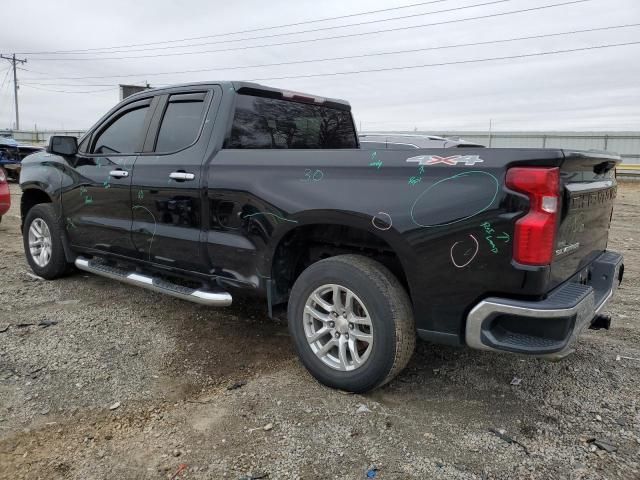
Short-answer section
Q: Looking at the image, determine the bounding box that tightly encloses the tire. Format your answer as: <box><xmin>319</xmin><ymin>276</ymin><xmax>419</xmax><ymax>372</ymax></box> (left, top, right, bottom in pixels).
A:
<box><xmin>288</xmin><ymin>254</ymin><xmax>415</xmax><ymax>393</ymax></box>
<box><xmin>23</xmin><ymin>204</ymin><xmax>70</xmax><ymax>279</ymax></box>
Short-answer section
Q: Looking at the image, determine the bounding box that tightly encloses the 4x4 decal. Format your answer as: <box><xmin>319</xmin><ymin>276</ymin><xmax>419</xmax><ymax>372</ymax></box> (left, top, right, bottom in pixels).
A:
<box><xmin>406</xmin><ymin>154</ymin><xmax>484</xmax><ymax>166</ymax></box>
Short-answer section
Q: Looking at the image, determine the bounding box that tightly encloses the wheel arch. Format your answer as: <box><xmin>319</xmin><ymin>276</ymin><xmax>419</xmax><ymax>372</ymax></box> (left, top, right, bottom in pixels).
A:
<box><xmin>21</xmin><ymin>188</ymin><xmax>75</xmax><ymax>263</ymax></box>
<box><xmin>266</xmin><ymin>214</ymin><xmax>415</xmax><ymax>306</ymax></box>
<box><xmin>20</xmin><ymin>188</ymin><xmax>53</xmax><ymax>231</ymax></box>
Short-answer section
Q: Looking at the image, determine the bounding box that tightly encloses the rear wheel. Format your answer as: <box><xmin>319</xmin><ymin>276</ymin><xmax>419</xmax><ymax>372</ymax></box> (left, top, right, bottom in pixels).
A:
<box><xmin>23</xmin><ymin>204</ymin><xmax>70</xmax><ymax>279</ymax></box>
<box><xmin>288</xmin><ymin>254</ymin><xmax>415</xmax><ymax>393</ymax></box>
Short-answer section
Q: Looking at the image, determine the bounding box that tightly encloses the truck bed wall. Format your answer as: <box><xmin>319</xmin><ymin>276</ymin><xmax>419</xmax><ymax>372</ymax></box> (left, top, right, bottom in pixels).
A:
<box><xmin>205</xmin><ymin>147</ymin><xmax>567</xmax><ymax>341</ymax></box>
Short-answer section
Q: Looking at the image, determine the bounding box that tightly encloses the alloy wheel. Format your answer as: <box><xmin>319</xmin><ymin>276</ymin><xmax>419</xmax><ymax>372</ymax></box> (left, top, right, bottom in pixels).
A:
<box><xmin>28</xmin><ymin>218</ymin><xmax>52</xmax><ymax>267</ymax></box>
<box><xmin>303</xmin><ymin>284</ymin><xmax>374</xmax><ymax>371</ymax></box>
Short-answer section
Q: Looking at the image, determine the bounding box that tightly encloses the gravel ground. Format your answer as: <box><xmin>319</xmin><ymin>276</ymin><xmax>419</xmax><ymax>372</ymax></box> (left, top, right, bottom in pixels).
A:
<box><xmin>1</xmin><ymin>181</ymin><xmax>639</xmax><ymax>480</ymax></box>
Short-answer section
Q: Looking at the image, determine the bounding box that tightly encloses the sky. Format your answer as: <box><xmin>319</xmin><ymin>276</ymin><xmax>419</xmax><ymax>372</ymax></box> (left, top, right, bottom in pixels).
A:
<box><xmin>1</xmin><ymin>0</ymin><xmax>639</xmax><ymax>132</ymax></box>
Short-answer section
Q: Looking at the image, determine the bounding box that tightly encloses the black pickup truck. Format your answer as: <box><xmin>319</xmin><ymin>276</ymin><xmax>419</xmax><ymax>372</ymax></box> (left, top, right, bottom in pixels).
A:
<box><xmin>19</xmin><ymin>82</ymin><xmax>623</xmax><ymax>393</ymax></box>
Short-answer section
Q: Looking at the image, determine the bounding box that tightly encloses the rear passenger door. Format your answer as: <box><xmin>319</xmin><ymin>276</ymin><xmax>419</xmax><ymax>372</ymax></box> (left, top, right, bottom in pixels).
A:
<box><xmin>129</xmin><ymin>86</ymin><xmax>219</xmax><ymax>272</ymax></box>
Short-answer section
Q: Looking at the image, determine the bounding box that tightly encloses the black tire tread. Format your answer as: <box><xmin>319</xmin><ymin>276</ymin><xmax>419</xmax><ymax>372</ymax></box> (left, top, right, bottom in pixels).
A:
<box><xmin>329</xmin><ymin>254</ymin><xmax>415</xmax><ymax>388</ymax></box>
<box><xmin>288</xmin><ymin>254</ymin><xmax>415</xmax><ymax>392</ymax></box>
<box><xmin>23</xmin><ymin>203</ymin><xmax>70</xmax><ymax>280</ymax></box>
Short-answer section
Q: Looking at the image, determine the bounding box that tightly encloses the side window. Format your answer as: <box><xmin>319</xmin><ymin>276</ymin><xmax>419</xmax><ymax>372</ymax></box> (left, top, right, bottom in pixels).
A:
<box><xmin>225</xmin><ymin>94</ymin><xmax>357</xmax><ymax>149</ymax></box>
<box><xmin>92</xmin><ymin>105</ymin><xmax>150</xmax><ymax>154</ymax></box>
<box><xmin>155</xmin><ymin>95</ymin><xmax>206</xmax><ymax>152</ymax></box>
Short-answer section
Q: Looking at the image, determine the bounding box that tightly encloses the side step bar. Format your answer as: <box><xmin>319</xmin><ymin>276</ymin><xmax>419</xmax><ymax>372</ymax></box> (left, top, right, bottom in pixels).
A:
<box><xmin>75</xmin><ymin>257</ymin><xmax>232</xmax><ymax>307</ymax></box>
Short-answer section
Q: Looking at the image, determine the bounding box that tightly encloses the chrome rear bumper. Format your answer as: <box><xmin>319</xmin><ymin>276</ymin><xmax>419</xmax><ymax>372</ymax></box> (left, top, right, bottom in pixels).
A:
<box><xmin>465</xmin><ymin>251</ymin><xmax>623</xmax><ymax>359</ymax></box>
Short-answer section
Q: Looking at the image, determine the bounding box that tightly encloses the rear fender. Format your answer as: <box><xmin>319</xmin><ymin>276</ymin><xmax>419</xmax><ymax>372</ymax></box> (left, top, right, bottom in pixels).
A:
<box><xmin>263</xmin><ymin>209</ymin><xmax>418</xmax><ymax>294</ymax></box>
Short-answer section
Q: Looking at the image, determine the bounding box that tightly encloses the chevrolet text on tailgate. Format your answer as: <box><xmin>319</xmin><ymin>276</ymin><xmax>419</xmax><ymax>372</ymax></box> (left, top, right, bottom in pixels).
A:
<box><xmin>19</xmin><ymin>82</ymin><xmax>624</xmax><ymax>392</ymax></box>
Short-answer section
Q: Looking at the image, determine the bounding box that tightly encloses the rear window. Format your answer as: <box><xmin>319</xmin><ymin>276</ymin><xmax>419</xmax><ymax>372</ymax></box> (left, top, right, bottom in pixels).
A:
<box><xmin>225</xmin><ymin>94</ymin><xmax>357</xmax><ymax>149</ymax></box>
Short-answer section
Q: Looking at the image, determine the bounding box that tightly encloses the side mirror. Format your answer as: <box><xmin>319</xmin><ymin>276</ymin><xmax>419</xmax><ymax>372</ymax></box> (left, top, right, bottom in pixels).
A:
<box><xmin>47</xmin><ymin>136</ymin><xmax>78</xmax><ymax>156</ymax></box>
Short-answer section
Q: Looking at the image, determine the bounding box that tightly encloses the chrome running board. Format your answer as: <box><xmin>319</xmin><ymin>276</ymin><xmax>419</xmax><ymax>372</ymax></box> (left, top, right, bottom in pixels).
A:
<box><xmin>75</xmin><ymin>257</ymin><xmax>232</xmax><ymax>307</ymax></box>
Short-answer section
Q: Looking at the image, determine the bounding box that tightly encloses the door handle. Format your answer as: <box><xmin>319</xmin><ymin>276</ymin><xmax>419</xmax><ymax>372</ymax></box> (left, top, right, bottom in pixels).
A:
<box><xmin>109</xmin><ymin>170</ymin><xmax>129</xmax><ymax>178</ymax></box>
<box><xmin>169</xmin><ymin>172</ymin><xmax>195</xmax><ymax>181</ymax></box>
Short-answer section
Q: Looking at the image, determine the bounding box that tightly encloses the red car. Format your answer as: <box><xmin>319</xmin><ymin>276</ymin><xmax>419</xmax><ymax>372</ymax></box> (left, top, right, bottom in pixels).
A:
<box><xmin>0</xmin><ymin>168</ymin><xmax>10</xmax><ymax>223</ymax></box>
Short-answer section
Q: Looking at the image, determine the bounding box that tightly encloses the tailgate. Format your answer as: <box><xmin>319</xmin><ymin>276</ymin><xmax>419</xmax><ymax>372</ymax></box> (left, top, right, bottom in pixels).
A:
<box><xmin>551</xmin><ymin>150</ymin><xmax>620</xmax><ymax>287</ymax></box>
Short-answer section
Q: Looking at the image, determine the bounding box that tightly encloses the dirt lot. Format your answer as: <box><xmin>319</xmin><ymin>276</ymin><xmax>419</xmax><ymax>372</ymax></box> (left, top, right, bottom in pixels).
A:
<box><xmin>0</xmin><ymin>181</ymin><xmax>639</xmax><ymax>480</ymax></box>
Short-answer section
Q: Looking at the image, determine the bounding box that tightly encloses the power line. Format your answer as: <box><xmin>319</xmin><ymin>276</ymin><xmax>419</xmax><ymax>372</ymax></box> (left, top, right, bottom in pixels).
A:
<box><xmin>0</xmin><ymin>69</ymin><xmax>11</xmax><ymax>95</ymax></box>
<box><xmin>245</xmin><ymin>41</ymin><xmax>640</xmax><ymax>81</ymax></box>
<box><xmin>23</xmin><ymin>0</ymin><xmax>514</xmax><ymax>56</ymax></box>
<box><xmin>22</xmin><ymin>82</ymin><xmax>115</xmax><ymax>87</ymax></box>
<box><xmin>0</xmin><ymin>68</ymin><xmax>12</xmax><ymax>113</ymax></box>
<box><xmin>0</xmin><ymin>68</ymin><xmax>11</xmax><ymax>89</ymax></box>
<box><xmin>19</xmin><ymin>41</ymin><xmax>640</xmax><ymax>91</ymax></box>
<box><xmin>26</xmin><ymin>0</ymin><xmax>593</xmax><ymax>61</ymax></box>
<box><xmin>21</xmin><ymin>84</ymin><xmax>117</xmax><ymax>94</ymax></box>
<box><xmin>17</xmin><ymin>23</ymin><xmax>640</xmax><ymax>84</ymax></box>
<box><xmin>1</xmin><ymin>66</ymin><xmax>16</xmax><ymax>128</ymax></box>
<box><xmin>14</xmin><ymin>0</ymin><xmax>455</xmax><ymax>54</ymax></box>
<box><xmin>5</xmin><ymin>70</ymin><xmax>15</xmax><ymax>128</ymax></box>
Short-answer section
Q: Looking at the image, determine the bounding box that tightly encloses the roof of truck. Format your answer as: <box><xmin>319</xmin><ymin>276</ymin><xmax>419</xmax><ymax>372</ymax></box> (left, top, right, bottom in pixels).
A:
<box><xmin>129</xmin><ymin>81</ymin><xmax>351</xmax><ymax>109</ymax></box>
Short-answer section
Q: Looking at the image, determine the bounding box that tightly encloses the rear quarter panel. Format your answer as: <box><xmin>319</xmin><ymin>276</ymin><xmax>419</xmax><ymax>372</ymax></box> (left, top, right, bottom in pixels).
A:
<box><xmin>206</xmin><ymin>147</ymin><xmax>565</xmax><ymax>341</ymax></box>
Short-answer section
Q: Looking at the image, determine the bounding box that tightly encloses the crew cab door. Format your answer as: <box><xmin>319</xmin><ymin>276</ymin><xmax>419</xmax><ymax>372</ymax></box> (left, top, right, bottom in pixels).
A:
<box><xmin>129</xmin><ymin>86</ymin><xmax>219</xmax><ymax>272</ymax></box>
<box><xmin>63</xmin><ymin>97</ymin><xmax>155</xmax><ymax>257</ymax></box>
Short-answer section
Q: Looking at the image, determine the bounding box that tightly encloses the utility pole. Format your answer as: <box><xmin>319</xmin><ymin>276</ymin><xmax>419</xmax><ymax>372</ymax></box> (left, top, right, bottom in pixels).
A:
<box><xmin>1</xmin><ymin>54</ymin><xmax>27</xmax><ymax>130</ymax></box>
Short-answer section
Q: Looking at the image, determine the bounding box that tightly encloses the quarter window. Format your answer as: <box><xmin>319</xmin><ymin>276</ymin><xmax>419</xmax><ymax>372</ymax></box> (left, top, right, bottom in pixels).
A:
<box><xmin>92</xmin><ymin>106</ymin><xmax>150</xmax><ymax>154</ymax></box>
<box><xmin>77</xmin><ymin>135</ymin><xmax>90</xmax><ymax>153</ymax></box>
<box><xmin>155</xmin><ymin>95</ymin><xmax>206</xmax><ymax>152</ymax></box>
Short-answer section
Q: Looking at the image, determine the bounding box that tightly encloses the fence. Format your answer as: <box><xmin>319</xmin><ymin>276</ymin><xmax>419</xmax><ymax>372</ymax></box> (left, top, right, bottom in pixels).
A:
<box><xmin>0</xmin><ymin>129</ymin><xmax>85</xmax><ymax>146</ymax></box>
<box><xmin>3</xmin><ymin>129</ymin><xmax>640</xmax><ymax>165</ymax></box>
<box><xmin>420</xmin><ymin>131</ymin><xmax>640</xmax><ymax>164</ymax></box>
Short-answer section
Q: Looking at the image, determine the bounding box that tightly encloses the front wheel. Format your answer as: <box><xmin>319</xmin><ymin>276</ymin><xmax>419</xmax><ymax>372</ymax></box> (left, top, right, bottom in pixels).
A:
<box><xmin>23</xmin><ymin>204</ymin><xmax>71</xmax><ymax>279</ymax></box>
<box><xmin>288</xmin><ymin>254</ymin><xmax>415</xmax><ymax>393</ymax></box>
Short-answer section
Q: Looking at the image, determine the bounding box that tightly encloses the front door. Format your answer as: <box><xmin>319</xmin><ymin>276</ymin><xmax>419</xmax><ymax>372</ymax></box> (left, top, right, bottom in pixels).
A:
<box><xmin>63</xmin><ymin>98</ymin><xmax>155</xmax><ymax>258</ymax></box>
<box><xmin>129</xmin><ymin>88</ymin><xmax>217</xmax><ymax>272</ymax></box>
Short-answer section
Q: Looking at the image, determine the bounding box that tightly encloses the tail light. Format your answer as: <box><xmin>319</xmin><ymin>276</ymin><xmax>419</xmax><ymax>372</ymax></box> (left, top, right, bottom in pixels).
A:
<box><xmin>505</xmin><ymin>167</ymin><xmax>560</xmax><ymax>265</ymax></box>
